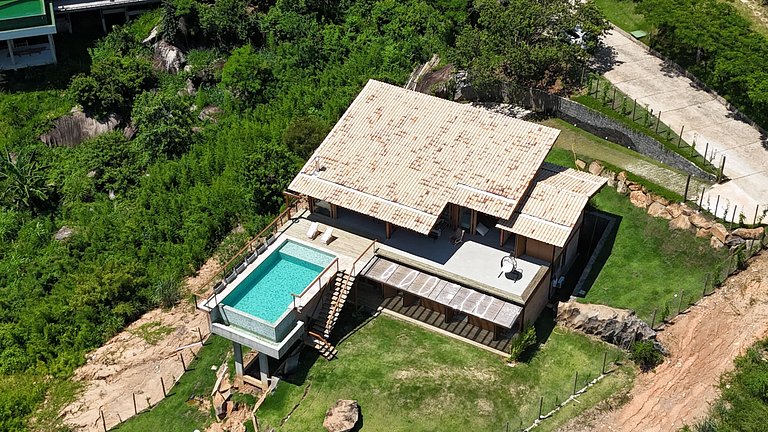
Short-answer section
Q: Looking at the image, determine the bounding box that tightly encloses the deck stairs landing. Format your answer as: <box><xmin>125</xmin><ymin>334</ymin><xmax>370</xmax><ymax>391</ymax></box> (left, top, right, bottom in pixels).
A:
<box><xmin>306</xmin><ymin>270</ymin><xmax>355</xmax><ymax>360</ymax></box>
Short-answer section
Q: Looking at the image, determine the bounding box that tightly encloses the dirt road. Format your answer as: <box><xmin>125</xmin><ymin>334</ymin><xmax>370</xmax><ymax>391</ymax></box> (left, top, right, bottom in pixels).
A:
<box><xmin>559</xmin><ymin>251</ymin><xmax>768</xmax><ymax>432</ymax></box>
<box><xmin>59</xmin><ymin>257</ymin><xmax>220</xmax><ymax>432</ymax></box>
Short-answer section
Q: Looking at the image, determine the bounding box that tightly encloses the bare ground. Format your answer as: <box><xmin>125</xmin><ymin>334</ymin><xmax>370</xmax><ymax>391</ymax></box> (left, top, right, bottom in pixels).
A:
<box><xmin>558</xmin><ymin>251</ymin><xmax>768</xmax><ymax>432</ymax></box>
<box><xmin>59</xmin><ymin>257</ymin><xmax>221</xmax><ymax>432</ymax></box>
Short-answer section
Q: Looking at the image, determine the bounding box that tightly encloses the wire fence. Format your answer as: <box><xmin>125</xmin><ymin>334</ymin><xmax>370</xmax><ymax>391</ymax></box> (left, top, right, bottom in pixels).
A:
<box><xmin>640</xmin><ymin>231</ymin><xmax>768</xmax><ymax>329</ymax></box>
<box><xmin>584</xmin><ymin>75</ymin><xmax>723</xmax><ymax>178</ymax></box>
<box><xmin>498</xmin><ymin>351</ymin><xmax>624</xmax><ymax>431</ymax></box>
<box><xmin>93</xmin><ymin>328</ymin><xmax>210</xmax><ymax>432</ymax></box>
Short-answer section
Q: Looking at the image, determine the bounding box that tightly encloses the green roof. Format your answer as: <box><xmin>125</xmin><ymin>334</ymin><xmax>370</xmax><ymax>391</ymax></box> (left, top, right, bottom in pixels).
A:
<box><xmin>0</xmin><ymin>0</ymin><xmax>45</xmax><ymax>21</ymax></box>
<box><xmin>0</xmin><ymin>0</ymin><xmax>51</xmax><ymax>33</ymax></box>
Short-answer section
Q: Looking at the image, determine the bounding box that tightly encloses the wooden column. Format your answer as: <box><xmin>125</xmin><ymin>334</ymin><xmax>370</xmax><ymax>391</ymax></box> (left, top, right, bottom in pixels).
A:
<box><xmin>499</xmin><ymin>229</ymin><xmax>505</xmax><ymax>247</ymax></box>
<box><xmin>449</xmin><ymin>204</ymin><xmax>460</xmax><ymax>229</ymax></box>
<box><xmin>470</xmin><ymin>210</ymin><xmax>478</xmax><ymax>235</ymax></box>
<box><xmin>307</xmin><ymin>197</ymin><xmax>316</xmax><ymax>213</ymax></box>
<box><xmin>385</xmin><ymin>222</ymin><xmax>392</xmax><ymax>239</ymax></box>
<box><xmin>48</xmin><ymin>34</ymin><xmax>57</xmax><ymax>65</ymax></box>
<box><xmin>514</xmin><ymin>235</ymin><xmax>526</xmax><ymax>258</ymax></box>
<box><xmin>330</xmin><ymin>203</ymin><xmax>338</xmax><ymax>219</ymax></box>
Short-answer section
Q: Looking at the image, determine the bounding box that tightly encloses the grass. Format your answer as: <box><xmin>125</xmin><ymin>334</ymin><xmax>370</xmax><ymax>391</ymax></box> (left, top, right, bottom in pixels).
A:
<box><xmin>579</xmin><ymin>186</ymin><xmax>729</xmax><ymax>322</ymax></box>
<box><xmin>114</xmin><ymin>335</ymin><xmax>231</xmax><ymax>432</ymax></box>
<box><xmin>130</xmin><ymin>321</ymin><xmax>175</xmax><ymax>345</ymax></box>
<box><xmin>542</xmin><ymin>119</ymin><xmax>691</xmax><ymax>202</ymax></box>
<box><xmin>572</xmin><ymin>86</ymin><xmax>719</xmax><ymax>176</ymax></box>
<box><xmin>593</xmin><ymin>0</ymin><xmax>651</xmax><ymax>35</ymax></box>
<box><xmin>256</xmin><ymin>315</ymin><xmax>633</xmax><ymax>431</ymax></box>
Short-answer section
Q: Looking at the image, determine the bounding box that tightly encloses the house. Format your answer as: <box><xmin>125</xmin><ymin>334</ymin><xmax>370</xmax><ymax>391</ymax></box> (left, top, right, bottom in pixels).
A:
<box><xmin>0</xmin><ymin>0</ymin><xmax>158</xmax><ymax>70</ymax></box>
<box><xmin>198</xmin><ymin>79</ymin><xmax>606</xmax><ymax>387</ymax></box>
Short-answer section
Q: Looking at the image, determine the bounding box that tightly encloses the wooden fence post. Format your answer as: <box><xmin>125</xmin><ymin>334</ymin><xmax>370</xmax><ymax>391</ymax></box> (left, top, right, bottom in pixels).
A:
<box><xmin>573</xmin><ymin>372</ymin><xmax>579</xmax><ymax>395</ymax></box>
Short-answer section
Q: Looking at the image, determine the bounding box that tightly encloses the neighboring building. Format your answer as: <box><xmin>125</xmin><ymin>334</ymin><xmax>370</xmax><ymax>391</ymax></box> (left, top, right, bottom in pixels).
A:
<box><xmin>0</xmin><ymin>0</ymin><xmax>157</xmax><ymax>71</ymax></box>
<box><xmin>0</xmin><ymin>0</ymin><xmax>58</xmax><ymax>70</ymax></box>
<box><xmin>199</xmin><ymin>80</ymin><xmax>606</xmax><ymax>387</ymax></box>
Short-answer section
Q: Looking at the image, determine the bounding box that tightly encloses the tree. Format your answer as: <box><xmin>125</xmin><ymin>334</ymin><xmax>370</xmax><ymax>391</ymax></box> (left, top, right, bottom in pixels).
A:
<box><xmin>131</xmin><ymin>91</ymin><xmax>196</xmax><ymax>161</ymax></box>
<box><xmin>221</xmin><ymin>45</ymin><xmax>274</xmax><ymax>107</ymax></box>
<box><xmin>282</xmin><ymin>116</ymin><xmax>330</xmax><ymax>159</ymax></box>
<box><xmin>243</xmin><ymin>143</ymin><xmax>301</xmax><ymax>213</ymax></box>
<box><xmin>452</xmin><ymin>0</ymin><xmax>608</xmax><ymax>90</ymax></box>
<box><xmin>0</xmin><ymin>149</ymin><xmax>50</xmax><ymax>214</ymax></box>
<box><xmin>69</xmin><ymin>55</ymin><xmax>155</xmax><ymax>118</ymax></box>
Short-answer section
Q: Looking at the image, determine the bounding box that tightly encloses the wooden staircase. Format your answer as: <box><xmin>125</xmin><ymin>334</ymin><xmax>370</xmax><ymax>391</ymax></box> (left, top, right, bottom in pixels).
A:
<box><xmin>311</xmin><ymin>270</ymin><xmax>355</xmax><ymax>339</ymax></box>
<box><xmin>308</xmin><ymin>331</ymin><xmax>338</xmax><ymax>360</ymax></box>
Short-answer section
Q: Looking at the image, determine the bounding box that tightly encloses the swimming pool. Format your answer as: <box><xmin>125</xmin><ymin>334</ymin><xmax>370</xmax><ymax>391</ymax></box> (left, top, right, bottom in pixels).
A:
<box><xmin>222</xmin><ymin>240</ymin><xmax>335</xmax><ymax>323</ymax></box>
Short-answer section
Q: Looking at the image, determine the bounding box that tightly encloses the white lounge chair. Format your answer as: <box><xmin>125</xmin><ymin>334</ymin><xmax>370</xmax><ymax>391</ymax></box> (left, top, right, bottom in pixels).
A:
<box><xmin>307</xmin><ymin>221</ymin><xmax>319</xmax><ymax>239</ymax></box>
<box><xmin>320</xmin><ymin>227</ymin><xmax>334</xmax><ymax>244</ymax></box>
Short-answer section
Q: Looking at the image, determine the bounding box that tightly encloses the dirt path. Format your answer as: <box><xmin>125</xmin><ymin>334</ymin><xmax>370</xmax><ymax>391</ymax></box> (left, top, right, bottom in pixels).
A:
<box><xmin>59</xmin><ymin>257</ymin><xmax>221</xmax><ymax>432</ymax></box>
<box><xmin>558</xmin><ymin>252</ymin><xmax>768</xmax><ymax>432</ymax></box>
<box><xmin>602</xmin><ymin>29</ymin><xmax>768</xmax><ymax>224</ymax></box>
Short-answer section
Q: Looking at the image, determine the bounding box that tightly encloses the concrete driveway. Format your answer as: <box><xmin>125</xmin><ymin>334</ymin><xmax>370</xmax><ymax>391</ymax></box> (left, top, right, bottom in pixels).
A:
<box><xmin>601</xmin><ymin>29</ymin><xmax>768</xmax><ymax>224</ymax></box>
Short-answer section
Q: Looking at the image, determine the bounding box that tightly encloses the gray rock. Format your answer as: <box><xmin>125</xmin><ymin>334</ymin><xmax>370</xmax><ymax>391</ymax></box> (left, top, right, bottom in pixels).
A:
<box><xmin>142</xmin><ymin>25</ymin><xmax>160</xmax><ymax>45</ymax></box>
<box><xmin>452</xmin><ymin>70</ymin><xmax>478</xmax><ymax>102</ymax></box>
<box><xmin>725</xmin><ymin>235</ymin><xmax>746</xmax><ymax>248</ymax></box>
<box><xmin>557</xmin><ymin>301</ymin><xmax>667</xmax><ymax>354</ymax></box>
<box><xmin>54</xmin><ymin>226</ymin><xmax>75</xmax><ymax>241</ymax></box>
<box><xmin>323</xmin><ymin>400</ymin><xmax>359</xmax><ymax>432</ymax></box>
<box><xmin>40</xmin><ymin>107</ymin><xmax>121</xmax><ymax>147</ymax></box>
<box><xmin>199</xmin><ymin>105</ymin><xmax>223</xmax><ymax>122</ymax></box>
<box><xmin>153</xmin><ymin>41</ymin><xmax>186</xmax><ymax>74</ymax></box>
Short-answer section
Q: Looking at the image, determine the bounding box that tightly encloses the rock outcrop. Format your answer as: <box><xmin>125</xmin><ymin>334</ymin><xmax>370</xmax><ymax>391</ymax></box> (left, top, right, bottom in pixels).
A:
<box><xmin>668</xmin><ymin>214</ymin><xmax>691</xmax><ymax>230</ymax></box>
<box><xmin>40</xmin><ymin>107</ymin><xmax>121</xmax><ymax>147</ymax></box>
<box><xmin>153</xmin><ymin>41</ymin><xmax>186</xmax><ymax>74</ymax></box>
<box><xmin>557</xmin><ymin>301</ymin><xmax>667</xmax><ymax>354</ymax></box>
<box><xmin>647</xmin><ymin>202</ymin><xmax>672</xmax><ymax>220</ymax></box>
<box><xmin>323</xmin><ymin>400</ymin><xmax>360</xmax><ymax>432</ymax></box>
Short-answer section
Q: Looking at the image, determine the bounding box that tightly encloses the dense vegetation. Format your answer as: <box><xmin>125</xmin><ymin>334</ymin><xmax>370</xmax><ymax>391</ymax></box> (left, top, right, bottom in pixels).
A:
<box><xmin>0</xmin><ymin>0</ymin><xmax>609</xmax><ymax>429</ymax></box>
<box><xmin>691</xmin><ymin>337</ymin><xmax>768</xmax><ymax>431</ymax></box>
<box><xmin>636</xmin><ymin>0</ymin><xmax>768</xmax><ymax>128</ymax></box>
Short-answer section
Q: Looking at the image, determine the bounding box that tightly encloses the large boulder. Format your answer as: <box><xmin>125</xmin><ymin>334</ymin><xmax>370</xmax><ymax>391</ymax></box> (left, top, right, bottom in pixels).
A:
<box><xmin>647</xmin><ymin>202</ymin><xmax>672</xmax><ymax>220</ymax></box>
<box><xmin>153</xmin><ymin>41</ymin><xmax>186</xmax><ymax>74</ymax></box>
<box><xmin>575</xmin><ymin>159</ymin><xmax>586</xmax><ymax>170</ymax></box>
<box><xmin>647</xmin><ymin>193</ymin><xmax>670</xmax><ymax>207</ymax></box>
<box><xmin>711</xmin><ymin>223</ymin><xmax>728</xmax><ymax>243</ymax></box>
<box><xmin>689</xmin><ymin>213</ymin><xmax>712</xmax><ymax>229</ymax></box>
<box><xmin>696</xmin><ymin>227</ymin><xmax>711</xmax><ymax>238</ymax></box>
<box><xmin>629</xmin><ymin>190</ymin><xmax>649</xmax><ymax>208</ymax></box>
<box><xmin>588</xmin><ymin>160</ymin><xmax>604</xmax><ymax>176</ymax></box>
<box><xmin>616</xmin><ymin>178</ymin><xmax>629</xmax><ymax>195</ymax></box>
<box><xmin>666</xmin><ymin>203</ymin><xmax>684</xmax><ymax>219</ymax></box>
<box><xmin>323</xmin><ymin>400</ymin><xmax>360</xmax><ymax>432</ymax></box>
<box><xmin>710</xmin><ymin>235</ymin><xmax>725</xmax><ymax>250</ymax></box>
<box><xmin>40</xmin><ymin>107</ymin><xmax>121</xmax><ymax>147</ymax></box>
<box><xmin>557</xmin><ymin>301</ymin><xmax>666</xmax><ymax>354</ymax></box>
<box><xmin>601</xmin><ymin>170</ymin><xmax>617</xmax><ymax>188</ymax></box>
<box><xmin>668</xmin><ymin>214</ymin><xmax>691</xmax><ymax>230</ymax></box>
<box><xmin>732</xmin><ymin>227</ymin><xmax>765</xmax><ymax>240</ymax></box>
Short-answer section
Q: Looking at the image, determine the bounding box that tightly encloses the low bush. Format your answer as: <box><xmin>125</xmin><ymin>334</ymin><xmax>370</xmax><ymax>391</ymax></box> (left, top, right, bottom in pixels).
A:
<box><xmin>509</xmin><ymin>325</ymin><xmax>538</xmax><ymax>362</ymax></box>
<box><xmin>629</xmin><ymin>340</ymin><xmax>663</xmax><ymax>371</ymax></box>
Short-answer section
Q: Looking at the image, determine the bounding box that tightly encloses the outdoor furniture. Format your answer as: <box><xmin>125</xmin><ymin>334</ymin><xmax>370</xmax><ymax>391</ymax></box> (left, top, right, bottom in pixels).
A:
<box><xmin>451</xmin><ymin>228</ymin><xmax>464</xmax><ymax>245</ymax></box>
<box><xmin>306</xmin><ymin>221</ymin><xmax>319</xmax><ymax>239</ymax></box>
<box><xmin>499</xmin><ymin>255</ymin><xmax>518</xmax><ymax>278</ymax></box>
<box><xmin>246</xmin><ymin>250</ymin><xmax>258</xmax><ymax>264</ymax></box>
<box><xmin>321</xmin><ymin>227</ymin><xmax>335</xmax><ymax>244</ymax></box>
<box><xmin>476</xmin><ymin>222</ymin><xmax>489</xmax><ymax>237</ymax></box>
<box><xmin>225</xmin><ymin>271</ymin><xmax>238</xmax><ymax>284</ymax></box>
<box><xmin>235</xmin><ymin>262</ymin><xmax>247</xmax><ymax>274</ymax></box>
<box><xmin>266</xmin><ymin>234</ymin><xmax>276</xmax><ymax>246</ymax></box>
<box><xmin>257</xmin><ymin>244</ymin><xmax>267</xmax><ymax>255</ymax></box>
<box><xmin>213</xmin><ymin>281</ymin><xmax>226</xmax><ymax>294</ymax></box>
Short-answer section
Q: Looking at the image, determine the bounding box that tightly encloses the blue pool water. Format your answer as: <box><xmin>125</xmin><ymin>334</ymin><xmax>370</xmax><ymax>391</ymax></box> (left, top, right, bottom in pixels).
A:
<box><xmin>222</xmin><ymin>240</ymin><xmax>335</xmax><ymax>323</ymax></box>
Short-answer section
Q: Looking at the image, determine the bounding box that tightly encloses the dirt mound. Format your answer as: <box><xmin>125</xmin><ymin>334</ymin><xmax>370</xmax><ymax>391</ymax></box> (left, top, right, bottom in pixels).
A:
<box><xmin>60</xmin><ymin>256</ymin><xmax>221</xmax><ymax>431</ymax></box>
<box><xmin>557</xmin><ymin>252</ymin><xmax>768</xmax><ymax>432</ymax></box>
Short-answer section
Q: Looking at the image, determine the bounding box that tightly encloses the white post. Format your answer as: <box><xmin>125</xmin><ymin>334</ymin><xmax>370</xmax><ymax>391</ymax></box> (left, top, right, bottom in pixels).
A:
<box><xmin>47</xmin><ymin>34</ymin><xmax>57</xmax><ymax>65</ymax></box>
<box><xmin>233</xmin><ymin>342</ymin><xmax>244</xmax><ymax>376</ymax></box>
<box><xmin>259</xmin><ymin>354</ymin><xmax>269</xmax><ymax>388</ymax></box>
<box><xmin>7</xmin><ymin>40</ymin><xmax>15</xmax><ymax>66</ymax></box>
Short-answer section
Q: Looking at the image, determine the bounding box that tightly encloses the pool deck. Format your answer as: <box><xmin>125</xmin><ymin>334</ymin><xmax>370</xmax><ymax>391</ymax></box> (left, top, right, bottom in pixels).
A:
<box><xmin>284</xmin><ymin>210</ymin><xmax>547</xmax><ymax>304</ymax></box>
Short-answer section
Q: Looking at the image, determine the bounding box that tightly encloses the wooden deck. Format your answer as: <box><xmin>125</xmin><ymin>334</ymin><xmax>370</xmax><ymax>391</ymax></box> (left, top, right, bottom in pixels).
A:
<box><xmin>354</xmin><ymin>282</ymin><xmax>514</xmax><ymax>354</ymax></box>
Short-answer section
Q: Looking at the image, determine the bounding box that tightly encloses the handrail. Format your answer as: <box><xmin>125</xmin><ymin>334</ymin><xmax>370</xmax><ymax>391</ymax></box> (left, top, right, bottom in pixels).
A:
<box><xmin>195</xmin><ymin>194</ymin><xmax>306</xmax><ymax>302</ymax></box>
<box><xmin>350</xmin><ymin>239</ymin><xmax>378</xmax><ymax>276</ymax></box>
<box><xmin>307</xmin><ymin>330</ymin><xmax>331</xmax><ymax>344</ymax></box>
<box><xmin>291</xmin><ymin>257</ymin><xmax>340</xmax><ymax>310</ymax></box>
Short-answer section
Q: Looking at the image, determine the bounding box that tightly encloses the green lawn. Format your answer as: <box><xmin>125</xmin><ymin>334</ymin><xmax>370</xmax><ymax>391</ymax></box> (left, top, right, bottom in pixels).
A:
<box><xmin>256</xmin><ymin>315</ymin><xmax>633</xmax><ymax>431</ymax></box>
<box><xmin>594</xmin><ymin>0</ymin><xmax>651</xmax><ymax>35</ymax></box>
<box><xmin>580</xmin><ymin>187</ymin><xmax>729</xmax><ymax>322</ymax></box>
<box><xmin>114</xmin><ymin>336</ymin><xmax>231</xmax><ymax>432</ymax></box>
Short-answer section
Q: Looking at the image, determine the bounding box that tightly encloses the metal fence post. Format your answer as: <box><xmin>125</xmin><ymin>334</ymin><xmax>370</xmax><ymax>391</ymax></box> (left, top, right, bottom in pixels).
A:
<box><xmin>677</xmin><ymin>289</ymin><xmax>685</xmax><ymax>314</ymax></box>
<box><xmin>632</xmin><ymin>99</ymin><xmax>637</xmax><ymax>120</ymax></box>
<box><xmin>698</xmin><ymin>186</ymin><xmax>705</xmax><ymax>210</ymax></box>
<box><xmin>602</xmin><ymin>351</ymin><xmax>608</xmax><ymax>374</ymax></box>
<box><xmin>655</xmin><ymin>111</ymin><xmax>661</xmax><ymax>133</ymax></box>
<box><xmin>718</xmin><ymin>156</ymin><xmax>726</xmax><ymax>183</ymax></box>
<box><xmin>573</xmin><ymin>372</ymin><xmax>579</xmax><ymax>395</ymax></box>
<box><xmin>678</xmin><ymin>125</ymin><xmax>684</xmax><ymax>147</ymax></box>
<box><xmin>754</xmin><ymin>204</ymin><xmax>760</xmax><ymax>226</ymax></box>
<box><xmin>703</xmin><ymin>274</ymin><xmax>710</xmax><ymax>297</ymax></box>
<box><xmin>683</xmin><ymin>175</ymin><xmax>691</xmax><ymax>202</ymax></box>
<box><xmin>650</xmin><ymin>308</ymin><xmax>657</xmax><ymax>330</ymax></box>
<box><xmin>133</xmin><ymin>393</ymin><xmax>137</xmax><ymax>415</ymax></box>
<box><xmin>539</xmin><ymin>396</ymin><xmax>544</xmax><ymax>419</ymax></box>
<box><xmin>180</xmin><ymin>352</ymin><xmax>186</xmax><ymax>371</ymax></box>
<box><xmin>160</xmin><ymin>376</ymin><xmax>166</xmax><ymax>398</ymax></box>
<box><xmin>100</xmin><ymin>409</ymin><xmax>106</xmax><ymax>432</ymax></box>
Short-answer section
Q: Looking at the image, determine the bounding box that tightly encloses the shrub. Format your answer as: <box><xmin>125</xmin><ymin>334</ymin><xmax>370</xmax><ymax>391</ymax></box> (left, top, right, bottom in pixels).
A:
<box><xmin>508</xmin><ymin>325</ymin><xmax>537</xmax><ymax>362</ymax></box>
<box><xmin>629</xmin><ymin>340</ymin><xmax>664</xmax><ymax>371</ymax></box>
<box><xmin>154</xmin><ymin>274</ymin><xmax>182</xmax><ymax>309</ymax></box>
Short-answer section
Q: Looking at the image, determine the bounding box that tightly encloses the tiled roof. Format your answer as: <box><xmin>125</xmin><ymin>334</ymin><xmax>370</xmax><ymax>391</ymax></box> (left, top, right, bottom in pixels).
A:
<box><xmin>497</xmin><ymin>163</ymin><xmax>607</xmax><ymax>247</ymax></box>
<box><xmin>288</xmin><ymin>79</ymin><xmax>560</xmax><ymax>235</ymax></box>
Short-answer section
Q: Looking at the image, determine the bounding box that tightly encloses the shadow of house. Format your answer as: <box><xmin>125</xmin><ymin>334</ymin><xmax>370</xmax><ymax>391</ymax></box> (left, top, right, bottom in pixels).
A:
<box><xmin>564</xmin><ymin>208</ymin><xmax>621</xmax><ymax>300</ymax></box>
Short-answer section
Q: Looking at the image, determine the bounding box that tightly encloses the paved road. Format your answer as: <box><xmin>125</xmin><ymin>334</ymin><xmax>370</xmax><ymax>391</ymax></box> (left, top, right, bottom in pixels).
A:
<box><xmin>601</xmin><ymin>29</ymin><xmax>768</xmax><ymax>224</ymax></box>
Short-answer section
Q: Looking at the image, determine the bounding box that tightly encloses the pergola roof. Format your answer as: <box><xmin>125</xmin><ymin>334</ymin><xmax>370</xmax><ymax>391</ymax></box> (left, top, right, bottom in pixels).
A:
<box><xmin>497</xmin><ymin>163</ymin><xmax>607</xmax><ymax>247</ymax></box>
<box><xmin>362</xmin><ymin>256</ymin><xmax>522</xmax><ymax>328</ymax></box>
<box><xmin>289</xmin><ymin>79</ymin><xmax>560</xmax><ymax>235</ymax></box>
